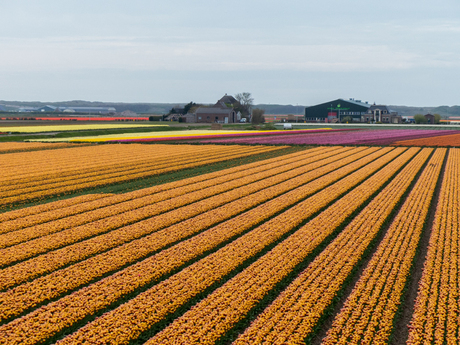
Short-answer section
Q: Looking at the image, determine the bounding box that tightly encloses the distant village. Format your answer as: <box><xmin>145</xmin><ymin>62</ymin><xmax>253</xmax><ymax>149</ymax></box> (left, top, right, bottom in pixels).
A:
<box><xmin>1</xmin><ymin>95</ymin><xmax>459</xmax><ymax>124</ymax></box>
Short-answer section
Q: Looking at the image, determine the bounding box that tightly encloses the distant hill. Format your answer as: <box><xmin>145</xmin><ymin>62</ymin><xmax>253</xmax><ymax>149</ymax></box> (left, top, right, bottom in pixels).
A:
<box><xmin>254</xmin><ymin>104</ymin><xmax>306</xmax><ymax>115</ymax></box>
<box><xmin>0</xmin><ymin>100</ymin><xmax>182</xmax><ymax>114</ymax></box>
<box><xmin>1</xmin><ymin>100</ymin><xmax>459</xmax><ymax>117</ymax></box>
<box><xmin>389</xmin><ymin>105</ymin><xmax>460</xmax><ymax>118</ymax></box>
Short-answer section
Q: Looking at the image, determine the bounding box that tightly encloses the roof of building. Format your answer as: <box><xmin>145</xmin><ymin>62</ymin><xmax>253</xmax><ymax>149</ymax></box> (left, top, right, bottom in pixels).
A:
<box><xmin>344</xmin><ymin>98</ymin><xmax>371</xmax><ymax>108</ymax></box>
<box><xmin>305</xmin><ymin>98</ymin><xmax>371</xmax><ymax>109</ymax></box>
<box><xmin>218</xmin><ymin>94</ymin><xmax>238</xmax><ymax>105</ymax></box>
<box><xmin>196</xmin><ymin>107</ymin><xmax>235</xmax><ymax>115</ymax></box>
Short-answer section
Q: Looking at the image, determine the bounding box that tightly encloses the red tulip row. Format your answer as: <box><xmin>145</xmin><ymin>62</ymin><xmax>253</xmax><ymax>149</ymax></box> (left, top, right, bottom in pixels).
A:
<box><xmin>407</xmin><ymin>148</ymin><xmax>460</xmax><ymax>344</ymax></box>
<box><xmin>0</xmin><ymin>147</ymin><xmax>364</xmax><ymax>267</ymax></box>
<box><xmin>50</xmin><ymin>147</ymin><xmax>402</xmax><ymax>344</ymax></box>
<box><xmin>0</xmin><ymin>146</ymin><xmax>326</xmax><ymax>233</ymax></box>
<box><xmin>322</xmin><ymin>148</ymin><xmax>446</xmax><ymax>344</ymax></box>
<box><xmin>148</xmin><ymin>147</ymin><xmax>420</xmax><ymax>345</ymax></box>
<box><xmin>232</xmin><ymin>147</ymin><xmax>431</xmax><ymax>344</ymax></box>
<box><xmin>0</xmin><ymin>147</ymin><xmax>394</xmax><ymax>344</ymax></box>
<box><xmin>1</xmin><ymin>145</ymin><xmax>276</xmax><ymax>206</ymax></box>
<box><xmin>0</xmin><ymin>146</ymin><xmax>335</xmax><ymax>243</ymax></box>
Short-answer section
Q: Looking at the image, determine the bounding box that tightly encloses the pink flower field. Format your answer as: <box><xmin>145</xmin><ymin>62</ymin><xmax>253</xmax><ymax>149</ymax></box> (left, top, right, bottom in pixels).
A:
<box><xmin>196</xmin><ymin>129</ymin><xmax>460</xmax><ymax>146</ymax></box>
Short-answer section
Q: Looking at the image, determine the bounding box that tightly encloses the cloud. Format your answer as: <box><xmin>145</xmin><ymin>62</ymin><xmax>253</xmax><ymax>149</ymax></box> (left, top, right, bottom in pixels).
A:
<box><xmin>1</xmin><ymin>36</ymin><xmax>446</xmax><ymax>73</ymax></box>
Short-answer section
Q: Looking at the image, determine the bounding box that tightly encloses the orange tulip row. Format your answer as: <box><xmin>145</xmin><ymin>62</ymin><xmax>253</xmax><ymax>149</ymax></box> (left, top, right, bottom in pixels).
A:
<box><xmin>0</xmin><ymin>146</ymin><xmax>377</xmax><ymax>325</ymax></box>
<box><xmin>0</xmin><ymin>147</ymin><xmax>393</xmax><ymax>344</ymax></box>
<box><xmin>0</xmin><ymin>142</ymin><xmax>86</xmax><ymax>153</ymax></box>
<box><xmin>322</xmin><ymin>148</ymin><xmax>446</xmax><ymax>344</ymax></box>
<box><xmin>0</xmin><ymin>193</ymin><xmax>108</xmax><ymax>224</ymax></box>
<box><xmin>0</xmin><ymin>146</ymin><xmax>356</xmax><ymax>293</ymax></box>
<box><xmin>3</xmin><ymin>145</ymin><xmax>281</xmax><ymax>207</ymax></box>
<box><xmin>0</xmin><ymin>147</ymin><xmax>362</xmax><ymax>267</ymax></box>
<box><xmin>0</xmin><ymin>146</ymin><xmax>325</xmax><ymax>232</ymax></box>
<box><xmin>407</xmin><ymin>148</ymin><xmax>460</xmax><ymax>344</ymax></box>
<box><xmin>0</xmin><ymin>146</ymin><xmax>372</xmax><ymax>316</ymax></box>
<box><xmin>1</xmin><ymin>145</ymin><xmax>277</xmax><ymax>206</ymax></box>
<box><xmin>231</xmin><ymin>147</ymin><xmax>430</xmax><ymax>345</ymax></box>
<box><xmin>148</xmin><ymin>147</ymin><xmax>420</xmax><ymax>345</ymax></box>
<box><xmin>1</xmin><ymin>144</ymin><xmax>221</xmax><ymax>181</ymax></box>
<box><xmin>51</xmin><ymin>147</ymin><xmax>402</xmax><ymax>345</ymax></box>
<box><xmin>0</xmin><ymin>144</ymin><xmax>259</xmax><ymax>191</ymax></box>
<box><xmin>0</xmin><ymin>146</ymin><xmax>335</xmax><ymax>243</ymax></box>
<box><xmin>393</xmin><ymin>132</ymin><xmax>460</xmax><ymax>147</ymax></box>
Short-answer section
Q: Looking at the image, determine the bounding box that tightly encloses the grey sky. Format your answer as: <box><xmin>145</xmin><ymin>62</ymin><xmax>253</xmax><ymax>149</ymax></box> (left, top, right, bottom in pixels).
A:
<box><xmin>1</xmin><ymin>0</ymin><xmax>459</xmax><ymax>106</ymax></box>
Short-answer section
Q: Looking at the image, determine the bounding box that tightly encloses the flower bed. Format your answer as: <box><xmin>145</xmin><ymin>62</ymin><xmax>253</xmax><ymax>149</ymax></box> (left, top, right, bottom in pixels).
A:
<box><xmin>197</xmin><ymin>129</ymin><xmax>460</xmax><ymax>146</ymax></box>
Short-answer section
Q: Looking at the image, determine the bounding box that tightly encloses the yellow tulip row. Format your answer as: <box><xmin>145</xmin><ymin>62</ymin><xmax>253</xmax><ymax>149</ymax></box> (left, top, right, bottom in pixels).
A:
<box><xmin>0</xmin><ymin>146</ymin><xmax>325</xmax><ymax>232</ymax></box>
<box><xmin>0</xmin><ymin>147</ymin><xmax>362</xmax><ymax>267</ymax></box>
<box><xmin>232</xmin><ymin>147</ymin><xmax>430</xmax><ymax>345</ymax></box>
<box><xmin>0</xmin><ymin>146</ymin><xmax>355</xmax><ymax>293</ymax></box>
<box><xmin>1</xmin><ymin>145</ymin><xmax>277</xmax><ymax>206</ymax></box>
<box><xmin>148</xmin><ymin>147</ymin><xmax>419</xmax><ymax>344</ymax></box>
<box><xmin>321</xmin><ymin>148</ymin><xmax>446</xmax><ymax>344</ymax></box>
<box><xmin>0</xmin><ymin>147</ymin><xmax>392</xmax><ymax>344</ymax></box>
<box><xmin>407</xmin><ymin>148</ymin><xmax>460</xmax><ymax>344</ymax></box>
<box><xmin>51</xmin><ymin>147</ymin><xmax>402</xmax><ymax>344</ymax></box>
<box><xmin>0</xmin><ymin>146</ymin><xmax>334</xmax><ymax>243</ymax></box>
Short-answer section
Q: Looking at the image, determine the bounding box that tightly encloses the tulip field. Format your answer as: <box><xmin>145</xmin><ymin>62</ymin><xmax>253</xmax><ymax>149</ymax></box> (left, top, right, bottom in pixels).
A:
<box><xmin>1</xmin><ymin>142</ymin><xmax>460</xmax><ymax>344</ymax></box>
<box><xmin>197</xmin><ymin>129</ymin><xmax>460</xmax><ymax>146</ymax></box>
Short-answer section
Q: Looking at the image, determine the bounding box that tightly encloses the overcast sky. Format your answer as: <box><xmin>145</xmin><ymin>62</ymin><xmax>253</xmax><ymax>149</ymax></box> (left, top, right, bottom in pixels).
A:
<box><xmin>1</xmin><ymin>0</ymin><xmax>459</xmax><ymax>106</ymax></box>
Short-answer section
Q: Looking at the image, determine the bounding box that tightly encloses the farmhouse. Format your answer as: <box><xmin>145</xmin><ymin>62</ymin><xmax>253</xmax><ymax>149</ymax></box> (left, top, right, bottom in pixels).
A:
<box><xmin>195</xmin><ymin>94</ymin><xmax>239</xmax><ymax>124</ymax></box>
<box><xmin>363</xmin><ymin>105</ymin><xmax>402</xmax><ymax>124</ymax></box>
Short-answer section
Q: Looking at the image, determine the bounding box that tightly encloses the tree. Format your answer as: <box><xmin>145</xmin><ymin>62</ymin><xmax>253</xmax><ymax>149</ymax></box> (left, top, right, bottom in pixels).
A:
<box><xmin>414</xmin><ymin>114</ymin><xmax>428</xmax><ymax>124</ymax></box>
<box><xmin>434</xmin><ymin>113</ymin><xmax>441</xmax><ymax>124</ymax></box>
<box><xmin>251</xmin><ymin>108</ymin><xmax>265</xmax><ymax>124</ymax></box>
<box><xmin>341</xmin><ymin>116</ymin><xmax>353</xmax><ymax>123</ymax></box>
<box><xmin>235</xmin><ymin>92</ymin><xmax>254</xmax><ymax>116</ymax></box>
<box><xmin>183</xmin><ymin>102</ymin><xmax>196</xmax><ymax>114</ymax></box>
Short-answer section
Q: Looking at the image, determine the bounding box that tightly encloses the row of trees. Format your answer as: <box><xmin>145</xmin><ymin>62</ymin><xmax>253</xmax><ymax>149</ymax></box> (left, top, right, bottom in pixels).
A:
<box><xmin>414</xmin><ymin>113</ymin><xmax>441</xmax><ymax>124</ymax></box>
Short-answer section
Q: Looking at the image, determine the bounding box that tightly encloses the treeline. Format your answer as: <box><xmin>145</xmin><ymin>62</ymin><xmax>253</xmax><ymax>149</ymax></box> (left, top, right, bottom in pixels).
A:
<box><xmin>2</xmin><ymin>100</ymin><xmax>460</xmax><ymax>117</ymax></box>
